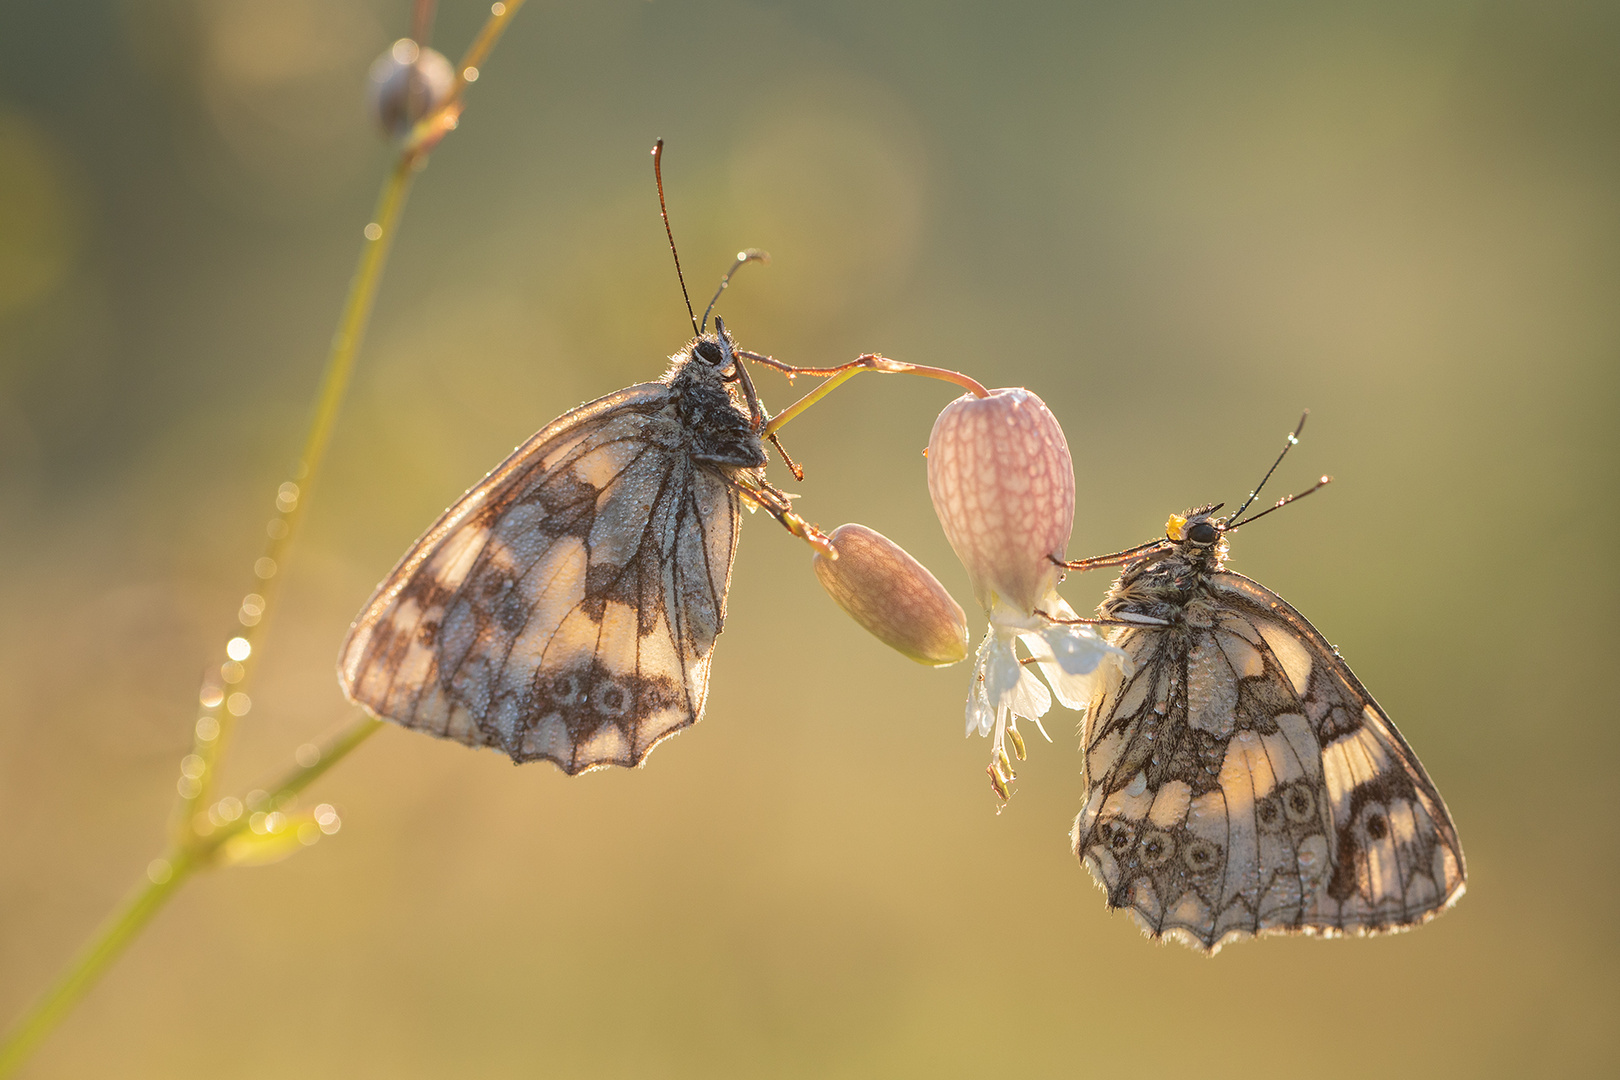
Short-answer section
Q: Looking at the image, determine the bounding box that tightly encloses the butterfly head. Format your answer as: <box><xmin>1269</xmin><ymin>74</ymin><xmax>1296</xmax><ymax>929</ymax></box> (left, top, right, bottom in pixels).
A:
<box><xmin>1162</xmin><ymin>504</ymin><xmax>1231</xmax><ymax>571</ymax></box>
<box><xmin>1166</xmin><ymin>504</ymin><xmax>1225</xmax><ymax>546</ymax></box>
<box><xmin>690</xmin><ymin>319</ymin><xmax>738</xmax><ymax>371</ymax></box>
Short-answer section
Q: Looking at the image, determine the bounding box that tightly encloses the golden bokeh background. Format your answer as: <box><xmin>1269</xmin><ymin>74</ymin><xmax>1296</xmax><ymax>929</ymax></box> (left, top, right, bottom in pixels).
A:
<box><xmin>2</xmin><ymin>1</ymin><xmax>1616</xmax><ymax>1076</ymax></box>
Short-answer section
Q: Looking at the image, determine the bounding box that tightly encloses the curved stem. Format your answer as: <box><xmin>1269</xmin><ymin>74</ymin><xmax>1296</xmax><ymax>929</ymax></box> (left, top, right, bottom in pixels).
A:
<box><xmin>758</xmin><ymin>355</ymin><xmax>990</xmax><ymax>438</ymax></box>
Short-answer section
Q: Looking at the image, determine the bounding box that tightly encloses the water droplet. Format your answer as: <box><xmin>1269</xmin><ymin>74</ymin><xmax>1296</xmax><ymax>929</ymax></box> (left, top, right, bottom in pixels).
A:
<box><xmin>146</xmin><ymin>859</ymin><xmax>173</xmax><ymax>884</ymax></box>
<box><xmin>294</xmin><ymin>743</ymin><xmax>321</xmax><ymax>768</ymax></box>
<box><xmin>226</xmin><ymin>636</ymin><xmax>252</xmax><ymax>662</ymax></box>
<box><xmin>254</xmin><ymin>557</ymin><xmax>277</xmax><ymax>580</ymax></box>
<box><xmin>199</xmin><ymin>686</ymin><xmax>224</xmax><ymax>709</ymax></box>
<box><xmin>226</xmin><ymin>692</ymin><xmax>251</xmax><ymax>716</ymax></box>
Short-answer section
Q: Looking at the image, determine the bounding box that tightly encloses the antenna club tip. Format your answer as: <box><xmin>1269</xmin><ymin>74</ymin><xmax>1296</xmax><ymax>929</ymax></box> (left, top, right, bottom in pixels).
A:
<box><xmin>1321</xmin><ymin>475</ymin><xmax>1333</xmax><ymax>484</ymax></box>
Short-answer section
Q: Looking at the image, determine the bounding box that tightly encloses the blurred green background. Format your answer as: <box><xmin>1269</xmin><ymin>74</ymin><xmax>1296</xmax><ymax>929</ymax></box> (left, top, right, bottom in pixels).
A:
<box><xmin>2</xmin><ymin>1</ymin><xmax>1616</xmax><ymax>1076</ymax></box>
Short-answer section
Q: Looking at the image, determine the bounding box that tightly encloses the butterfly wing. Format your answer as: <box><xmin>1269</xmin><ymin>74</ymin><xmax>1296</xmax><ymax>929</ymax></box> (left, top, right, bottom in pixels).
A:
<box><xmin>1073</xmin><ymin>571</ymin><xmax>1464</xmax><ymax>952</ymax></box>
<box><xmin>339</xmin><ymin>383</ymin><xmax>745</xmax><ymax>774</ymax></box>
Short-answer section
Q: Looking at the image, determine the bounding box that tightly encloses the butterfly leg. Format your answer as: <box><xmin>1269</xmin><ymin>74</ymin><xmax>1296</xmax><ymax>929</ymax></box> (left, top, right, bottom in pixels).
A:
<box><xmin>1035</xmin><ymin>610</ymin><xmax>1169</xmax><ymax>629</ymax></box>
<box><xmin>767</xmin><ymin>434</ymin><xmax>804</xmax><ymax>480</ymax></box>
<box><xmin>729</xmin><ymin>476</ymin><xmax>833</xmax><ymax>555</ymax></box>
<box><xmin>1054</xmin><ymin>543</ymin><xmax>1169</xmax><ymax>574</ymax></box>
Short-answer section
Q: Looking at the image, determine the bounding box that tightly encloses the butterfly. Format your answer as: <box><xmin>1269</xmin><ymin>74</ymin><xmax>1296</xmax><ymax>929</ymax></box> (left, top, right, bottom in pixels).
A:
<box><xmin>337</xmin><ymin>143</ymin><xmax>815</xmax><ymax>774</ymax></box>
<box><xmin>1060</xmin><ymin>418</ymin><xmax>1465</xmax><ymax>952</ymax></box>
<box><xmin>337</xmin><ymin>315</ymin><xmax>796</xmax><ymax>772</ymax></box>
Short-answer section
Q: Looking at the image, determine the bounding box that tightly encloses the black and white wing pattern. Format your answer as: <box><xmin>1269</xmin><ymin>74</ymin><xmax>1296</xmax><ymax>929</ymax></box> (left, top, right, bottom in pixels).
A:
<box><xmin>1073</xmin><ymin>538</ymin><xmax>1465</xmax><ymax>952</ymax></box>
<box><xmin>339</xmin><ymin>375</ymin><xmax>756</xmax><ymax>775</ymax></box>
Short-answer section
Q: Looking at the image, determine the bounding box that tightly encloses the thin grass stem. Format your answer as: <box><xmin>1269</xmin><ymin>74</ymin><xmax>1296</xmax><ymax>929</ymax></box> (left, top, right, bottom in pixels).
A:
<box><xmin>0</xmin><ymin>0</ymin><xmax>527</xmax><ymax>1064</ymax></box>
<box><xmin>0</xmin><ymin>852</ymin><xmax>194</xmax><ymax>1076</ymax></box>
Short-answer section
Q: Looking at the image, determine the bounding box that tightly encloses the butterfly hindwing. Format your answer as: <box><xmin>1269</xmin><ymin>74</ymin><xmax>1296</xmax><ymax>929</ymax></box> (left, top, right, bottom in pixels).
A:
<box><xmin>1210</xmin><ymin>573</ymin><xmax>1465</xmax><ymax>928</ymax></box>
<box><xmin>1074</xmin><ymin>565</ymin><xmax>1464</xmax><ymax>952</ymax></box>
<box><xmin>339</xmin><ymin>381</ymin><xmax>746</xmax><ymax>774</ymax></box>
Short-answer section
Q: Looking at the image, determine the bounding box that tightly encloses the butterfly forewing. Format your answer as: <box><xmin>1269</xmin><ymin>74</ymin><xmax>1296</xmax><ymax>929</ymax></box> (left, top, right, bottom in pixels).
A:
<box><xmin>1073</xmin><ymin>541</ymin><xmax>1464</xmax><ymax>953</ymax></box>
<box><xmin>339</xmin><ymin>376</ymin><xmax>751</xmax><ymax>774</ymax></box>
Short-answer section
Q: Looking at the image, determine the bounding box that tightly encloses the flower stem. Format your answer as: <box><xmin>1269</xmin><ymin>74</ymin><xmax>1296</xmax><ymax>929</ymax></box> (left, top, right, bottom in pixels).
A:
<box><xmin>759</xmin><ymin>356</ymin><xmax>991</xmax><ymax>438</ymax></box>
<box><xmin>0</xmin><ymin>854</ymin><xmax>192</xmax><ymax>1075</ymax></box>
<box><xmin>176</xmin><ymin>152</ymin><xmax>416</xmax><ymax>839</ymax></box>
<box><xmin>0</xmin><ymin>8</ymin><xmax>521</xmax><ymax>1068</ymax></box>
<box><xmin>0</xmin><ymin>852</ymin><xmax>196</xmax><ymax>1077</ymax></box>
<box><xmin>0</xmin><ymin>0</ymin><xmax>521</xmax><ymax>1051</ymax></box>
<box><xmin>0</xmin><ymin>714</ymin><xmax>383</xmax><ymax>1077</ymax></box>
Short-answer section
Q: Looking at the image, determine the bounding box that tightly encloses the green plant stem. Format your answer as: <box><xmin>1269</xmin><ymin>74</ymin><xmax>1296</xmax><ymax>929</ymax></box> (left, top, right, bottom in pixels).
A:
<box><xmin>178</xmin><ymin>156</ymin><xmax>416</xmax><ymax>832</ymax></box>
<box><xmin>0</xmin><ymin>157</ymin><xmax>414</xmax><ymax>1080</ymax></box>
<box><xmin>0</xmin><ymin>8</ymin><xmax>521</xmax><ymax>1068</ymax></box>
<box><xmin>254</xmin><ymin>715</ymin><xmax>384</xmax><ymax>812</ymax></box>
<box><xmin>0</xmin><ymin>854</ymin><xmax>196</xmax><ymax>1076</ymax></box>
<box><xmin>0</xmin><ymin>714</ymin><xmax>382</xmax><ymax>1077</ymax></box>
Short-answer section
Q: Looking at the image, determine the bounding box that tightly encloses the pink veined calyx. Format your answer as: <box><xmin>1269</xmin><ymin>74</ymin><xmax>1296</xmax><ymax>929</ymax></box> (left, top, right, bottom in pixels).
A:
<box><xmin>927</xmin><ymin>388</ymin><xmax>1129</xmax><ymax>800</ymax></box>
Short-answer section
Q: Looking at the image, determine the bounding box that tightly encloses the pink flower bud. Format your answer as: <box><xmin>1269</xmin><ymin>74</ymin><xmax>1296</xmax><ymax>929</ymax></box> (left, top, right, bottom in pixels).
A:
<box><xmin>812</xmin><ymin>524</ymin><xmax>968</xmax><ymax>666</ymax></box>
<box><xmin>927</xmin><ymin>389</ymin><xmax>1074</xmax><ymax>613</ymax></box>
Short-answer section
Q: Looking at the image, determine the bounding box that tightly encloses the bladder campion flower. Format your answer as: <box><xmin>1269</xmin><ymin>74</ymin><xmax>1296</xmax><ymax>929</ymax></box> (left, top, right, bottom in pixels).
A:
<box><xmin>927</xmin><ymin>389</ymin><xmax>1127</xmax><ymax>799</ymax></box>
<box><xmin>812</xmin><ymin>523</ymin><xmax>969</xmax><ymax>666</ymax></box>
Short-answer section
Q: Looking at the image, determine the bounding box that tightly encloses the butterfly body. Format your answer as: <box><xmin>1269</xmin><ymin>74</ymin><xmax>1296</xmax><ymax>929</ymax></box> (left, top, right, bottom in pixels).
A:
<box><xmin>1072</xmin><ymin>507</ymin><xmax>1465</xmax><ymax>952</ymax></box>
<box><xmin>339</xmin><ymin>330</ymin><xmax>768</xmax><ymax>775</ymax></box>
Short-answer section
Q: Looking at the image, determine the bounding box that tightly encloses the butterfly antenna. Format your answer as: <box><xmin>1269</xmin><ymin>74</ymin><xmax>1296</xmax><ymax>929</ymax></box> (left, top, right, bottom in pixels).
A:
<box><xmin>1226</xmin><ymin>410</ymin><xmax>1308</xmax><ymax>525</ymax></box>
<box><xmin>652</xmin><ymin>139</ymin><xmax>699</xmax><ymax>337</ymax></box>
<box><xmin>1224</xmin><ymin>475</ymin><xmax>1333</xmax><ymax>531</ymax></box>
<box><xmin>700</xmin><ymin>249</ymin><xmax>769</xmax><ymax>333</ymax></box>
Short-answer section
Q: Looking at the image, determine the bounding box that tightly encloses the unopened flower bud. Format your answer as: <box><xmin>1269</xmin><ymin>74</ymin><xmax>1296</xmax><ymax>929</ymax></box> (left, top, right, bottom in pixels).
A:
<box><xmin>927</xmin><ymin>389</ymin><xmax>1074</xmax><ymax>613</ymax></box>
<box><xmin>369</xmin><ymin>39</ymin><xmax>455</xmax><ymax>139</ymax></box>
<box><xmin>812</xmin><ymin>523</ymin><xmax>968</xmax><ymax>666</ymax></box>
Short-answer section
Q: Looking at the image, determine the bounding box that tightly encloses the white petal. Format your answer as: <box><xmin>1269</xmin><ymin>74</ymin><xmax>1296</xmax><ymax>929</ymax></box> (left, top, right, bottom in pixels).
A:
<box><xmin>1040</xmin><ymin>623</ymin><xmax>1123</xmax><ymax>676</ymax></box>
<box><xmin>1038</xmin><ymin>657</ymin><xmax>1099</xmax><ymax>711</ymax></box>
<box><xmin>984</xmin><ymin>635</ymin><xmax>1024</xmax><ymax>705</ymax></box>
<box><xmin>965</xmin><ymin>674</ymin><xmax>994</xmax><ymax>737</ymax></box>
<box><xmin>1009</xmin><ymin>665</ymin><xmax>1052</xmax><ymax>720</ymax></box>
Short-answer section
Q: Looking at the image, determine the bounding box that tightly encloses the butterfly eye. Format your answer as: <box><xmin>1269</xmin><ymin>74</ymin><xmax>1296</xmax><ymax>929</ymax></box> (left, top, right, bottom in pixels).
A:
<box><xmin>693</xmin><ymin>340</ymin><xmax>725</xmax><ymax>365</ymax></box>
<box><xmin>1186</xmin><ymin>521</ymin><xmax>1219</xmax><ymax>545</ymax></box>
